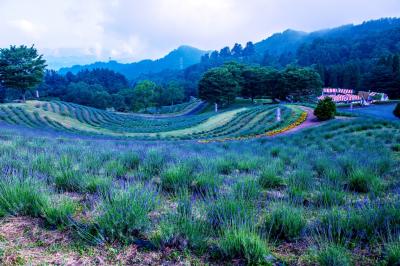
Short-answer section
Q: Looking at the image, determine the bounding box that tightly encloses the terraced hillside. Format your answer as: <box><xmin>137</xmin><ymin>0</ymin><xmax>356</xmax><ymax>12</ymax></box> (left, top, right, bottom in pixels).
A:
<box><xmin>0</xmin><ymin>101</ymin><xmax>306</xmax><ymax>140</ymax></box>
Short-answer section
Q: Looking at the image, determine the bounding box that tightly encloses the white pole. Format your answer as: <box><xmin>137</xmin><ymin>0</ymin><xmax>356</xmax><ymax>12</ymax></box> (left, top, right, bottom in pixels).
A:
<box><xmin>35</xmin><ymin>90</ymin><xmax>39</xmax><ymax>99</ymax></box>
<box><xmin>215</xmin><ymin>103</ymin><xmax>218</xmax><ymax>113</ymax></box>
<box><xmin>277</xmin><ymin>107</ymin><xmax>281</xmax><ymax>122</ymax></box>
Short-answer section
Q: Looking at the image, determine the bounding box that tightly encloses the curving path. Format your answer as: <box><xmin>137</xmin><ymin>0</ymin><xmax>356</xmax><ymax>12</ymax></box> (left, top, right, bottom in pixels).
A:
<box><xmin>278</xmin><ymin>107</ymin><xmax>319</xmax><ymax>135</ymax></box>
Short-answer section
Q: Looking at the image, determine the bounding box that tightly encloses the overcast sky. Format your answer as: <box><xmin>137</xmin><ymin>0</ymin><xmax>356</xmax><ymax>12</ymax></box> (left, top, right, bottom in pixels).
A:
<box><xmin>0</xmin><ymin>0</ymin><xmax>399</xmax><ymax>69</ymax></box>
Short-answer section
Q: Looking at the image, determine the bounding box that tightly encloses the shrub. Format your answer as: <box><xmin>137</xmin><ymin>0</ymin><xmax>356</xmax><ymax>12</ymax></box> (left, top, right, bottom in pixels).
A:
<box><xmin>0</xmin><ymin>177</ymin><xmax>49</xmax><ymax>217</ymax></box>
<box><xmin>104</xmin><ymin>160</ymin><xmax>127</xmax><ymax>178</ymax></box>
<box><xmin>206</xmin><ymin>197</ymin><xmax>255</xmax><ymax>228</ymax></box>
<box><xmin>121</xmin><ymin>152</ymin><xmax>140</xmax><ymax>170</ymax></box>
<box><xmin>152</xmin><ymin>192</ymin><xmax>211</xmax><ymax>252</ymax></box>
<box><xmin>264</xmin><ymin>204</ymin><xmax>306</xmax><ymax>240</ymax></box>
<box><xmin>259</xmin><ymin>166</ymin><xmax>284</xmax><ymax>189</ymax></box>
<box><xmin>32</xmin><ymin>154</ymin><xmax>54</xmax><ymax>176</ymax></box>
<box><xmin>393</xmin><ymin>103</ymin><xmax>400</xmax><ymax>118</ymax></box>
<box><xmin>314</xmin><ymin>98</ymin><xmax>336</xmax><ymax>121</ymax></box>
<box><xmin>348</xmin><ymin>169</ymin><xmax>380</xmax><ymax>193</ymax></box>
<box><xmin>160</xmin><ymin>164</ymin><xmax>195</xmax><ymax>193</ymax></box>
<box><xmin>233</xmin><ymin>179</ymin><xmax>261</xmax><ymax>201</ymax></box>
<box><xmin>217</xmin><ymin>227</ymin><xmax>270</xmax><ymax>265</ymax></box>
<box><xmin>85</xmin><ymin>176</ymin><xmax>112</xmax><ymax>195</ymax></box>
<box><xmin>237</xmin><ymin>157</ymin><xmax>261</xmax><ymax>172</ymax></box>
<box><xmin>317</xmin><ymin>204</ymin><xmax>400</xmax><ymax>243</ymax></box>
<box><xmin>95</xmin><ymin>184</ymin><xmax>158</xmax><ymax>244</ymax></box>
<box><xmin>313</xmin><ymin>188</ymin><xmax>346</xmax><ymax>207</ymax></box>
<box><xmin>192</xmin><ymin>173</ymin><xmax>221</xmax><ymax>196</ymax></box>
<box><xmin>141</xmin><ymin>150</ymin><xmax>166</xmax><ymax>177</ymax></box>
<box><xmin>43</xmin><ymin>197</ymin><xmax>77</xmax><ymax>227</ymax></box>
<box><xmin>288</xmin><ymin>167</ymin><xmax>314</xmax><ymax>191</ymax></box>
<box><xmin>55</xmin><ymin>155</ymin><xmax>84</xmax><ymax>192</ymax></box>
<box><xmin>317</xmin><ymin>244</ymin><xmax>351</xmax><ymax>266</ymax></box>
<box><xmin>385</xmin><ymin>242</ymin><xmax>400</xmax><ymax>266</ymax></box>
<box><xmin>54</xmin><ymin>170</ymin><xmax>85</xmax><ymax>192</ymax></box>
<box><xmin>215</xmin><ymin>157</ymin><xmax>238</xmax><ymax>175</ymax></box>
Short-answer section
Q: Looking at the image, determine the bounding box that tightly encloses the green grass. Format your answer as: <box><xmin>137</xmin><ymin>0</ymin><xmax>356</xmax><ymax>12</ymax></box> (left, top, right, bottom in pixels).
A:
<box><xmin>94</xmin><ymin>184</ymin><xmax>159</xmax><ymax>244</ymax></box>
<box><xmin>316</xmin><ymin>244</ymin><xmax>352</xmax><ymax>266</ymax></box>
<box><xmin>0</xmin><ymin>177</ymin><xmax>49</xmax><ymax>217</ymax></box>
<box><xmin>263</xmin><ymin>204</ymin><xmax>306</xmax><ymax>240</ymax></box>
<box><xmin>217</xmin><ymin>227</ymin><xmax>270</xmax><ymax>265</ymax></box>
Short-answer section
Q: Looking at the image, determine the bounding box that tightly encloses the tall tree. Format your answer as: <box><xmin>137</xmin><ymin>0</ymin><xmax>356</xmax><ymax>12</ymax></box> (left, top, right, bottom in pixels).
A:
<box><xmin>219</xmin><ymin>47</ymin><xmax>231</xmax><ymax>58</ymax></box>
<box><xmin>198</xmin><ymin>67</ymin><xmax>239</xmax><ymax>110</ymax></box>
<box><xmin>231</xmin><ymin>43</ymin><xmax>243</xmax><ymax>57</ymax></box>
<box><xmin>243</xmin><ymin>42</ymin><xmax>256</xmax><ymax>57</ymax></box>
<box><xmin>0</xmin><ymin>45</ymin><xmax>46</xmax><ymax>102</ymax></box>
<box><xmin>132</xmin><ymin>80</ymin><xmax>157</xmax><ymax>111</ymax></box>
<box><xmin>279</xmin><ymin>67</ymin><xmax>323</xmax><ymax>101</ymax></box>
<box><xmin>164</xmin><ymin>81</ymin><xmax>185</xmax><ymax>105</ymax></box>
<box><xmin>241</xmin><ymin>66</ymin><xmax>265</xmax><ymax>101</ymax></box>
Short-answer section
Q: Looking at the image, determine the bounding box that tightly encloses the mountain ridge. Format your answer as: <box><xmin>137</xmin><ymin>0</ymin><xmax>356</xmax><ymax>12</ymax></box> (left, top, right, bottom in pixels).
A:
<box><xmin>59</xmin><ymin>45</ymin><xmax>208</xmax><ymax>80</ymax></box>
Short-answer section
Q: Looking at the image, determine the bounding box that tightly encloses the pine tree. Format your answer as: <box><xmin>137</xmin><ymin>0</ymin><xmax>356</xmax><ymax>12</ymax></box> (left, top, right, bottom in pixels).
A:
<box><xmin>0</xmin><ymin>45</ymin><xmax>46</xmax><ymax>102</ymax></box>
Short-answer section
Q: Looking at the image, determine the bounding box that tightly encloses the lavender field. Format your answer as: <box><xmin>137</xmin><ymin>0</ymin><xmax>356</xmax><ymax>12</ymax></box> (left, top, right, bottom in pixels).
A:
<box><xmin>0</xmin><ymin>114</ymin><xmax>399</xmax><ymax>265</ymax></box>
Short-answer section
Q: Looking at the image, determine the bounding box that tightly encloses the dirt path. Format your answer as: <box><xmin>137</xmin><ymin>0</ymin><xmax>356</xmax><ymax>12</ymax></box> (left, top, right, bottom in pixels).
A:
<box><xmin>277</xmin><ymin>106</ymin><xmax>351</xmax><ymax>136</ymax></box>
<box><xmin>274</xmin><ymin>106</ymin><xmax>321</xmax><ymax>136</ymax></box>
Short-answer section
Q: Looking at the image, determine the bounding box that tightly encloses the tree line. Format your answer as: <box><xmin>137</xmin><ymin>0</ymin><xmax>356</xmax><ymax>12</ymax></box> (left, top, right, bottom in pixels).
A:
<box><xmin>198</xmin><ymin>62</ymin><xmax>322</xmax><ymax>108</ymax></box>
<box><xmin>38</xmin><ymin>70</ymin><xmax>186</xmax><ymax>112</ymax></box>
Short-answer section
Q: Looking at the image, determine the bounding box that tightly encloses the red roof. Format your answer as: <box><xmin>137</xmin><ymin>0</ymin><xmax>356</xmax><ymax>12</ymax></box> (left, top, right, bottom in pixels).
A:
<box><xmin>318</xmin><ymin>94</ymin><xmax>361</xmax><ymax>103</ymax></box>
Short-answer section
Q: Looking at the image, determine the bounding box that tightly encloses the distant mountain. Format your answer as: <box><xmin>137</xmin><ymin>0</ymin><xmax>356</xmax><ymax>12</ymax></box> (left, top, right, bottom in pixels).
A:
<box><xmin>255</xmin><ymin>18</ymin><xmax>400</xmax><ymax>65</ymax></box>
<box><xmin>59</xmin><ymin>45</ymin><xmax>208</xmax><ymax>80</ymax></box>
<box><xmin>255</xmin><ymin>29</ymin><xmax>308</xmax><ymax>56</ymax></box>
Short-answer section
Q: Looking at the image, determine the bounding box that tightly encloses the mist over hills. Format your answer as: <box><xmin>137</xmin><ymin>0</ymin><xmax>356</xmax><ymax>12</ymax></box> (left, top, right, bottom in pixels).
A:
<box><xmin>58</xmin><ymin>18</ymin><xmax>400</xmax><ymax>86</ymax></box>
<box><xmin>59</xmin><ymin>45</ymin><xmax>208</xmax><ymax>80</ymax></box>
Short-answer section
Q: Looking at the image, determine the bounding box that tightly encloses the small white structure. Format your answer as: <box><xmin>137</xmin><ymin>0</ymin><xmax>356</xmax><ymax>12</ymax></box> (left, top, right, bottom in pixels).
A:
<box><xmin>276</xmin><ymin>107</ymin><xmax>281</xmax><ymax>122</ymax></box>
<box><xmin>358</xmin><ymin>91</ymin><xmax>389</xmax><ymax>103</ymax></box>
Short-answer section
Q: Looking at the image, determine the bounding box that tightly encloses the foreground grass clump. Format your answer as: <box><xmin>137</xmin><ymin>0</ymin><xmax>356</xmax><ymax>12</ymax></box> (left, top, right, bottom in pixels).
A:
<box><xmin>347</xmin><ymin>169</ymin><xmax>381</xmax><ymax>193</ymax></box>
<box><xmin>42</xmin><ymin>197</ymin><xmax>77</xmax><ymax>227</ymax></box>
<box><xmin>94</xmin><ymin>184</ymin><xmax>159</xmax><ymax>244</ymax></box>
<box><xmin>151</xmin><ymin>192</ymin><xmax>211</xmax><ymax>252</ymax></box>
<box><xmin>160</xmin><ymin>164</ymin><xmax>195</xmax><ymax>193</ymax></box>
<box><xmin>192</xmin><ymin>172</ymin><xmax>221</xmax><ymax>196</ymax></box>
<box><xmin>384</xmin><ymin>241</ymin><xmax>400</xmax><ymax>265</ymax></box>
<box><xmin>217</xmin><ymin>227</ymin><xmax>270</xmax><ymax>265</ymax></box>
<box><xmin>206</xmin><ymin>197</ymin><xmax>255</xmax><ymax>228</ymax></box>
<box><xmin>313</xmin><ymin>187</ymin><xmax>346</xmax><ymax>207</ymax></box>
<box><xmin>263</xmin><ymin>204</ymin><xmax>306</xmax><ymax>240</ymax></box>
<box><xmin>317</xmin><ymin>203</ymin><xmax>400</xmax><ymax>243</ymax></box>
<box><xmin>54</xmin><ymin>155</ymin><xmax>85</xmax><ymax>192</ymax></box>
<box><xmin>0</xmin><ymin>177</ymin><xmax>49</xmax><ymax>217</ymax></box>
<box><xmin>233</xmin><ymin>178</ymin><xmax>261</xmax><ymax>201</ymax></box>
<box><xmin>259</xmin><ymin>166</ymin><xmax>284</xmax><ymax>189</ymax></box>
<box><xmin>316</xmin><ymin>244</ymin><xmax>352</xmax><ymax>266</ymax></box>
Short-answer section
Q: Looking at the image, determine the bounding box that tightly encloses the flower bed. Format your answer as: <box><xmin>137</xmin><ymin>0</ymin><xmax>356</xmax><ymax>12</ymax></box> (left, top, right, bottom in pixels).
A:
<box><xmin>266</xmin><ymin>111</ymin><xmax>307</xmax><ymax>136</ymax></box>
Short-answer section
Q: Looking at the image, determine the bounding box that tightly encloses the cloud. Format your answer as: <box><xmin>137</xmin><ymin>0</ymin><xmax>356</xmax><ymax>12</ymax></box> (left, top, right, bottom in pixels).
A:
<box><xmin>0</xmin><ymin>0</ymin><xmax>399</xmax><ymax>68</ymax></box>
